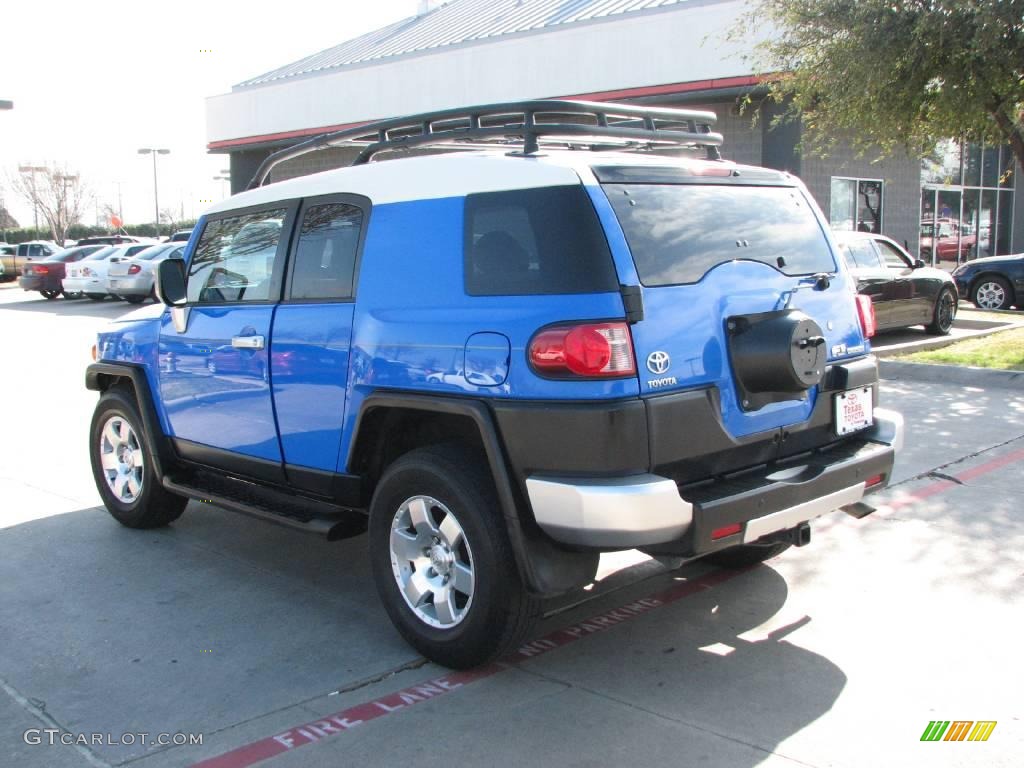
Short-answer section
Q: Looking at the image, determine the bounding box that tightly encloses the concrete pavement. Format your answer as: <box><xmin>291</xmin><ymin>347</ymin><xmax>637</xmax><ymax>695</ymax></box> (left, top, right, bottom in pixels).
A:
<box><xmin>1</xmin><ymin>285</ymin><xmax>1021</xmax><ymax>768</ymax></box>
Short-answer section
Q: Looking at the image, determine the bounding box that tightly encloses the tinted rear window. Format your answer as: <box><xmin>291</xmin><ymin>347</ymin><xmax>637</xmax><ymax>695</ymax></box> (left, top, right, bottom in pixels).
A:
<box><xmin>604</xmin><ymin>184</ymin><xmax>836</xmax><ymax>286</ymax></box>
<box><xmin>85</xmin><ymin>247</ymin><xmax>116</xmax><ymax>261</ymax></box>
<box><xmin>464</xmin><ymin>185</ymin><xmax>617</xmax><ymax>296</ymax></box>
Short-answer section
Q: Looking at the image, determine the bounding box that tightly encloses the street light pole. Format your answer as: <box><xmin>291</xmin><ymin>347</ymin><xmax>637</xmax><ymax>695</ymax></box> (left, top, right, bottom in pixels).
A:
<box><xmin>213</xmin><ymin>174</ymin><xmax>231</xmax><ymax>199</ymax></box>
<box><xmin>18</xmin><ymin>164</ymin><xmax>47</xmax><ymax>233</ymax></box>
<box><xmin>138</xmin><ymin>148</ymin><xmax>170</xmax><ymax>236</ymax></box>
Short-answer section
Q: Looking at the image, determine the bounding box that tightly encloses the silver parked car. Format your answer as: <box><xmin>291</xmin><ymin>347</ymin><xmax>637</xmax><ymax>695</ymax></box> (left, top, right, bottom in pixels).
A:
<box><xmin>106</xmin><ymin>243</ymin><xmax>185</xmax><ymax>303</ymax></box>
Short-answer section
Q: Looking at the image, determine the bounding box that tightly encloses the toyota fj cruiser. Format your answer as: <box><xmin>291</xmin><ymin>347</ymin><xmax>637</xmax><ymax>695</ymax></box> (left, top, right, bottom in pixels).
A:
<box><xmin>86</xmin><ymin>101</ymin><xmax>903</xmax><ymax>668</ymax></box>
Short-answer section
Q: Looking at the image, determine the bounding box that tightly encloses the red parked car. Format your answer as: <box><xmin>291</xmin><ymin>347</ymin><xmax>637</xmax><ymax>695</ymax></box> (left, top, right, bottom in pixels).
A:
<box><xmin>17</xmin><ymin>245</ymin><xmax>104</xmax><ymax>299</ymax></box>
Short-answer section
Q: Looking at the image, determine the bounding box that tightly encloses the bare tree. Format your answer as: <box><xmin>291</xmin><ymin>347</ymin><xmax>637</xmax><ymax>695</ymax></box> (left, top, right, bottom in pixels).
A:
<box><xmin>10</xmin><ymin>164</ymin><xmax>91</xmax><ymax>243</ymax></box>
<box><xmin>159</xmin><ymin>207</ymin><xmax>178</xmax><ymax>234</ymax></box>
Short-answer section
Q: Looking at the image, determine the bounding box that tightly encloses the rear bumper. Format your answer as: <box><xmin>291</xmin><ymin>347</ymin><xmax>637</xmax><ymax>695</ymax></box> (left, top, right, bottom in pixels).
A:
<box><xmin>107</xmin><ymin>275</ymin><xmax>152</xmax><ymax>295</ymax></box>
<box><xmin>63</xmin><ymin>277</ymin><xmax>102</xmax><ymax>293</ymax></box>
<box><xmin>525</xmin><ymin>408</ymin><xmax>903</xmax><ymax>551</ymax></box>
<box><xmin>18</xmin><ymin>276</ymin><xmax>45</xmax><ymax>291</ymax></box>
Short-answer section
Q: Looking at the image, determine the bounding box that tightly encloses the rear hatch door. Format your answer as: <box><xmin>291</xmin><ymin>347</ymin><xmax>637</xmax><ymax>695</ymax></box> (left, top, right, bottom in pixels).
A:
<box><xmin>595</xmin><ymin>169</ymin><xmax>867</xmax><ymax>441</ymax></box>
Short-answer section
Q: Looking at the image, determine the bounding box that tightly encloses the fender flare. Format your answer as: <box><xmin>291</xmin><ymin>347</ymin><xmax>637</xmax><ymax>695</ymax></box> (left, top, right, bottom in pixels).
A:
<box><xmin>350</xmin><ymin>392</ymin><xmax>599</xmax><ymax>595</ymax></box>
<box><xmin>85</xmin><ymin>362</ymin><xmax>177</xmax><ymax>481</ymax></box>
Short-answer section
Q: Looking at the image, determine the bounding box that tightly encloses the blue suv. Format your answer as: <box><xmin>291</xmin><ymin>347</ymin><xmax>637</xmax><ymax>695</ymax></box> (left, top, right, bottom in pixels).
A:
<box><xmin>86</xmin><ymin>102</ymin><xmax>903</xmax><ymax>668</ymax></box>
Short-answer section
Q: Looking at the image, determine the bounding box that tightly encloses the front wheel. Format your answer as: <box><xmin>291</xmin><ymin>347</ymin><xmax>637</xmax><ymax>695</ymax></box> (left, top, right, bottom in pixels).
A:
<box><xmin>925</xmin><ymin>287</ymin><xmax>957</xmax><ymax>335</ymax></box>
<box><xmin>369</xmin><ymin>445</ymin><xmax>539</xmax><ymax>668</ymax></box>
<box><xmin>972</xmin><ymin>277</ymin><xmax>1013</xmax><ymax>310</ymax></box>
<box><xmin>40</xmin><ymin>289</ymin><xmax>60</xmax><ymax>300</ymax></box>
<box><xmin>90</xmin><ymin>388</ymin><xmax>187</xmax><ymax>528</ymax></box>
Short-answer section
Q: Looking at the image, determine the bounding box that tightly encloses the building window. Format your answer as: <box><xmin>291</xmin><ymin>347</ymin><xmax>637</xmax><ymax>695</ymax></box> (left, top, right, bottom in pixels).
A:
<box><xmin>830</xmin><ymin>178</ymin><xmax>883</xmax><ymax>234</ymax></box>
<box><xmin>921</xmin><ymin>140</ymin><xmax>1015</xmax><ymax>265</ymax></box>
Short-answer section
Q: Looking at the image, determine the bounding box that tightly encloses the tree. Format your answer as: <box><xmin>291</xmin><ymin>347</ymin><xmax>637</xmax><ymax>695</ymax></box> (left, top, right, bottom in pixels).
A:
<box><xmin>744</xmin><ymin>0</ymin><xmax>1024</xmax><ymax>172</ymax></box>
<box><xmin>10</xmin><ymin>164</ymin><xmax>91</xmax><ymax>244</ymax></box>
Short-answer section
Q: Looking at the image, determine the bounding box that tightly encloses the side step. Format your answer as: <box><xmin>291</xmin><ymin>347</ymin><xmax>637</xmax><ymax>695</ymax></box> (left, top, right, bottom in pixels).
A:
<box><xmin>163</xmin><ymin>469</ymin><xmax>367</xmax><ymax>540</ymax></box>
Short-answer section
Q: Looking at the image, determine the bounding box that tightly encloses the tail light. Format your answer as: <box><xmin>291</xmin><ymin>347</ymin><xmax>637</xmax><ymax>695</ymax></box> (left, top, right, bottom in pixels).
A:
<box><xmin>855</xmin><ymin>294</ymin><xmax>876</xmax><ymax>339</ymax></box>
<box><xmin>529</xmin><ymin>322</ymin><xmax>636</xmax><ymax>378</ymax></box>
<box><xmin>127</xmin><ymin>264</ymin><xmax>142</xmax><ymax>275</ymax></box>
<box><xmin>33</xmin><ymin>265</ymin><xmax>49</xmax><ymax>275</ymax></box>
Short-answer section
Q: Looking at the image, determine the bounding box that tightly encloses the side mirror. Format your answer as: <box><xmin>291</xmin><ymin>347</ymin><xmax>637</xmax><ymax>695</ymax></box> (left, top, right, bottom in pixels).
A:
<box><xmin>155</xmin><ymin>258</ymin><xmax>187</xmax><ymax>306</ymax></box>
<box><xmin>913</xmin><ymin>259</ymin><xmax>926</xmax><ymax>269</ymax></box>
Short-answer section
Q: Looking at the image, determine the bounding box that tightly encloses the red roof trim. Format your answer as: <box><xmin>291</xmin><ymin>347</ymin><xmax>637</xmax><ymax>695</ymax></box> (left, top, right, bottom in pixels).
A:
<box><xmin>207</xmin><ymin>75</ymin><xmax>766</xmax><ymax>151</ymax></box>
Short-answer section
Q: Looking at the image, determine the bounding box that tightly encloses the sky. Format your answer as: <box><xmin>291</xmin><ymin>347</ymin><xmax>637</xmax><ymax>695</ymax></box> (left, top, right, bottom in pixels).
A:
<box><xmin>0</xmin><ymin>0</ymin><xmax>421</xmax><ymax>232</ymax></box>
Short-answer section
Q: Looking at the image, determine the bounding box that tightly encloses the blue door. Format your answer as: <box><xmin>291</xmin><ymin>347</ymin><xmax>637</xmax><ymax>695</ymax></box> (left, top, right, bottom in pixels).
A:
<box><xmin>159</xmin><ymin>203</ymin><xmax>297</xmax><ymax>477</ymax></box>
<box><xmin>270</xmin><ymin>196</ymin><xmax>366</xmax><ymax>493</ymax></box>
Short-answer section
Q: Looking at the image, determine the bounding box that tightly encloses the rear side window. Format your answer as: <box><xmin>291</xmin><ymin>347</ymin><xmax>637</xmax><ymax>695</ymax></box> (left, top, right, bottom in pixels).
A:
<box><xmin>604</xmin><ymin>184</ymin><xmax>836</xmax><ymax>286</ymax></box>
<box><xmin>464</xmin><ymin>185</ymin><xmax>618</xmax><ymax>296</ymax></box>
<box><xmin>289</xmin><ymin>203</ymin><xmax>362</xmax><ymax>300</ymax></box>
<box><xmin>188</xmin><ymin>209</ymin><xmax>287</xmax><ymax>303</ymax></box>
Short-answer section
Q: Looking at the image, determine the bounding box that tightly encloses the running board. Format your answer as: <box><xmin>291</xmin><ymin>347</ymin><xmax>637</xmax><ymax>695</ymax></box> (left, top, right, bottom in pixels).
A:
<box><xmin>163</xmin><ymin>470</ymin><xmax>367</xmax><ymax>541</ymax></box>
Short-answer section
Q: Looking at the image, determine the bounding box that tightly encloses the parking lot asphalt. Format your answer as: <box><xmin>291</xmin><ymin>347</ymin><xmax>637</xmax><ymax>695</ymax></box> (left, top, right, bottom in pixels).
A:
<box><xmin>1</xmin><ymin>285</ymin><xmax>1022</xmax><ymax>768</ymax></box>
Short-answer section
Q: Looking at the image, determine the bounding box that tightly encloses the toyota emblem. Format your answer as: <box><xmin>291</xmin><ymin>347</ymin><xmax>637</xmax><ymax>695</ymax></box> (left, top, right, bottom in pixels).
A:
<box><xmin>646</xmin><ymin>351</ymin><xmax>671</xmax><ymax>375</ymax></box>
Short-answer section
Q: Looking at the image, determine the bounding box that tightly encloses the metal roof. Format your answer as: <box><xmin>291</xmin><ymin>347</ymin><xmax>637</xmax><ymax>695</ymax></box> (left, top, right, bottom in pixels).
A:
<box><xmin>235</xmin><ymin>0</ymin><xmax>697</xmax><ymax>89</ymax></box>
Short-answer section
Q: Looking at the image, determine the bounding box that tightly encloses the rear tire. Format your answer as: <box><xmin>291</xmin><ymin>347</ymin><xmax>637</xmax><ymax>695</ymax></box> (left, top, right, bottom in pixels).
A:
<box><xmin>703</xmin><ymin>541</ymin><xmax>791</xmax><ymax>568</ymax></box>
<box><xmin>972</xmin><ymin>276</ymin><xmax>1012</xmax><ymax>310</ymax></box>
<box><xmin>925</xmin><ymin>287</ymin><xmax>956</xmax><ymax>335</ymax></box>
<box><xmin>369</xmin><ymin>445</ymin><xmax>539</xmax><ymax>668</ymax></box>
<box><xmin>40</xmin><ymin>289</ymin><xmax>60</xmax><ymax>300</ymax></box>
<box><xmin>124</xmin><ymin>295</ymin><xmax>146</xmax><ymax>304</ymax></box>
<box><xmin>89</xmin><ymin>388</ymin><xmax>187</xmax><ymax>529</ymax></box>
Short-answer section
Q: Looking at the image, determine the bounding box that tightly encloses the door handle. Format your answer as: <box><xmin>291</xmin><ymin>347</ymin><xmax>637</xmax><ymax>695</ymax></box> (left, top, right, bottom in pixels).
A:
<box><xmin>232</xmin><ymin>335</ymin><xmax>265</xmax><ymax>350</ymax></box>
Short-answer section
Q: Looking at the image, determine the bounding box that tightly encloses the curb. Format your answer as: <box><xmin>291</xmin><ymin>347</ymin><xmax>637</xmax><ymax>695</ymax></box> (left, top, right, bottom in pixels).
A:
<box><xmin>879</xmin><ymin>359</ymin><xmax>1024</xmax><ymax>391</ymax></box>
<box><xmin>873</xmin><ymin>319</ymin><xmax>1024</xmax><ymax>359</ymax></box>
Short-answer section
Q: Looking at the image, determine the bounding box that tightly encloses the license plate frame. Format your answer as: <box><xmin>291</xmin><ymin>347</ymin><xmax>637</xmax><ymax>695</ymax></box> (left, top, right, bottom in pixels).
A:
<box><xmin>835</xmin><ymin>387</ymin><xmax>873</xmax><ymax>435</ymax></box>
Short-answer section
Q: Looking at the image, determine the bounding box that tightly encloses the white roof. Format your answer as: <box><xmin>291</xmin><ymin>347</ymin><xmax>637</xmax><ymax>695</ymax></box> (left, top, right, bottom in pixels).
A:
<box><xmin>203</xmin><ymin>150</ymin><xmax>762</xmax><ymax>215</ymax></box>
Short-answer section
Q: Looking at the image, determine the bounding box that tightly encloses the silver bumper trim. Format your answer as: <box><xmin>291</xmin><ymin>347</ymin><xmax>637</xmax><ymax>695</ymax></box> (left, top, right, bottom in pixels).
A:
<box><xmin>525</xmin><ymin>474</ymin><xmax>693</xmax><ymax>548</ymax></box>
<box><xmin>742</xmin><ymin>483</ymin><xmax>866</xmax><ymax>543</ymax></box>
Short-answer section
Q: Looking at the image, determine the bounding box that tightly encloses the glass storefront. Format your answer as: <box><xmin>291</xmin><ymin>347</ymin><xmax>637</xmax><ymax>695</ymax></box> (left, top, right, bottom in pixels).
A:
<box><xmin>830</xmin><ymin>177</ymin><xmax>883</xmax><ymax>233</ymax></box>
<box><xmin>920</xmin><ymin>140</ymin><xmax>1015</xmax><ymax>266</ymax></box>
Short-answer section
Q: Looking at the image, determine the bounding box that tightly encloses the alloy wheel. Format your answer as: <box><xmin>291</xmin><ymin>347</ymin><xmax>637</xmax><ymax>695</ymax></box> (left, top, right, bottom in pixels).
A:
<box><xmin>98</xmin><ymin>415</ymin><xmax>144</xmax><ymax>503</ymax></box>
<box><xmin>389</xmin><ymin>495</ymin><xmax>475</xmax><ymax>628</ymax></box>
<box><xmin>974</xmin><ymin>281</ymin><xmax>1007</xmax><ymax>310</ymax></box>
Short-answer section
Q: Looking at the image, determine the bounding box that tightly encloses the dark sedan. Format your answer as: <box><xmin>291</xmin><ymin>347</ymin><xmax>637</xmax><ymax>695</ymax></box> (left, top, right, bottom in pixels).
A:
<box><xmin>951</xmin><ymin>254</ymin><xmax>1023</xmax><ymax>310</ymax></box>
<box><xmin>17</xmin><ymin>245</ymin><xmax>104</xmax><ymax>299</ymax></box>
<box><xmin>835</xmin><ymin>231</ymin><xmax>957</xmax><ymax>335</ymax></box>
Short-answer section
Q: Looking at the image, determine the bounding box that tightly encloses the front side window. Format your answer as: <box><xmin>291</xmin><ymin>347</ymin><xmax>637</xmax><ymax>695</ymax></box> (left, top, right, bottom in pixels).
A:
<box><xmin>875</xmin><ymin>240</ymin><xmax>910</xmax><ymax>269</ymax></box>
<box><xmin>838</xmin><ymin>240</ymin><xmax>881</xmax><ymax>270</ymax></box>
<box><xmin>188</xmin><ymin>209</ymin><xmax>286</xmax><ymax>303</ymax></box>
<box><xmin>605</xmin><ymin>183</ymin><xmax>836</xmax><ymax>286</ymax></box>
<box><xmin>289</xmin><ymin>203</ymin><xmax>363</xmax><ymax>300</ymax></box>
<box><xmin>464</xmin><ymin>185</ymin><xmax>618</xmax><ymax>296</ymax></box>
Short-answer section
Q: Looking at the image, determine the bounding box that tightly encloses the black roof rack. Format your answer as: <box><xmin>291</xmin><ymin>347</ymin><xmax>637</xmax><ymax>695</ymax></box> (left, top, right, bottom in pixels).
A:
<box><xmin>247</xmin><ymin>100</ymin><xmax>724</xmax><ymax>189</ymax></box>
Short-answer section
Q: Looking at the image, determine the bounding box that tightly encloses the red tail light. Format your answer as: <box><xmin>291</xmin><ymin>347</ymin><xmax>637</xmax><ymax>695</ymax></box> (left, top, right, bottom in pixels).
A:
<box><xmin>855</xmin><ymin>294</ymin><xmax>876</xmax><ymax>339</ymax></box>
<box><xmin>529</xmin><ymin>322</ymin><xmax>636</xmax><ymax>378</ymax></box>
<box><xmin>34</xmin><ymin>265</ymin><xmax>49</xmax><ymax>275</ymax></box>
<box><xmin>127</xmin><ymin>264</ymin><xmax>142</xmax><ymax>275</ymax></box>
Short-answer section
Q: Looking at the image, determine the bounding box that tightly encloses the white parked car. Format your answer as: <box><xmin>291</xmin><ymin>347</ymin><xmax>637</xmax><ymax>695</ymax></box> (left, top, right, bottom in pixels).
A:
<box><xmin>63</xmin><ymin>243</ymin><xmax>153</xmax><ymax>300</ymax></box>
<box><xmin>106</xmin><ymin>243</ymin><xmax>185</xmax><ymax>303</ymax></box>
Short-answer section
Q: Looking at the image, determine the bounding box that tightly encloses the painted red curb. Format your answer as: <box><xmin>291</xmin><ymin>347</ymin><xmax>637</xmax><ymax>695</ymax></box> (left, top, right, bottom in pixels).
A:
<box><xmin>879</xmin><ymin>445</ymin><xmax>1024</xmax><ymax>513</ymax></box>
<box><xmin>190</xmin><ymin>569</ymin><xmax>743</xmax><ymax>768</ymax></box>
<box><xmin>191</xmin><ymin>443</ymin><xmax>1024</xmax><ymax>768</ymax></box>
